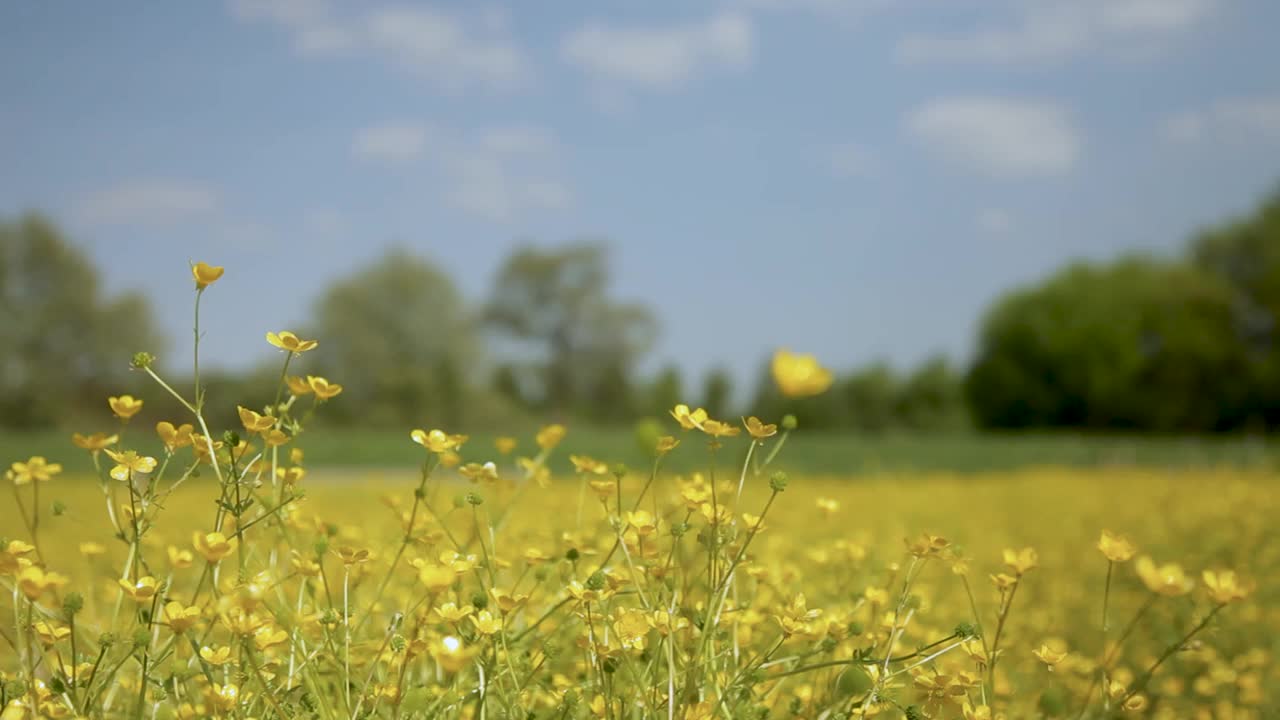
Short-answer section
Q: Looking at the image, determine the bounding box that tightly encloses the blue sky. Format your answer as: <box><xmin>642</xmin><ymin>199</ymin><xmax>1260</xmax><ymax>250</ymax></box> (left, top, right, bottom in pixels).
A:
<box><xmin>2</xmin><ymin>0</ymin><xmax>1279</xmax><ymax>389</ymax></box>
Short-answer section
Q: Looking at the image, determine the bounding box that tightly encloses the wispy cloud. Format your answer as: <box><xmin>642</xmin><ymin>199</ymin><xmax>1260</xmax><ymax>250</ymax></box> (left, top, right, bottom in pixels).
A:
<box><xmin>353</xmin><ymin>122</ymin><xmax>572</xmax><ymax>222</ymax></box>
<box><xmin>352</xmin><ymin>124</ymin><xmax>429</xmax><ymax>163</ymax></box>
<box><xmin>77</xmin><ymin>179</ymin><xmax>220</xmax><ymax>227</ymax></box>
<box><xmin>561</xmin><ymin>11</ymin><xmax>754</xmax><ymax>94</ymax></box>
<box><xmin>897</xmin><ymin>0</ymin><xmax>1221</xmax><ymax>65</ymax></box>
<box><xmin>1163</xmin><ymin>97</ymin><xmax>1280</xmax><ymax>142</ymax></box>
<box><xmin>229</xmin><ymin>0</ymin><xmax>531</xmax><ymax>91</ymax></box>
<box><xmin>907</xmin><ymin>97</ymin><xmax>1081</xmax><ymax>177</ymax></box>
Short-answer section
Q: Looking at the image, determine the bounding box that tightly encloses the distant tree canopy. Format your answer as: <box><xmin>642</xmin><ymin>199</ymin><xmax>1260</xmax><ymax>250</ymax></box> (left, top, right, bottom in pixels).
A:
<box><xmin>966</xmin><ymin>258</ymin><xmax>1247</xmax><ymax>431</ymax></box>
<box><xmin>308</xmin><ymin>249</ymin><xmax>479</xmax><ymax>427</ymax></box>
<box><xmin>0</xmin><ymin>214</ymin><xmax>161</xmax><ymax>428</ymax></box>
<box><xmin>484</xmin><ymin>243</ymin><xmax>656</xmax><ymax>420</ymax></box>
<box><xmin>966</xmin><ymin>188</ymin><xmax>1280</xmax><ymax>432</ymax></box>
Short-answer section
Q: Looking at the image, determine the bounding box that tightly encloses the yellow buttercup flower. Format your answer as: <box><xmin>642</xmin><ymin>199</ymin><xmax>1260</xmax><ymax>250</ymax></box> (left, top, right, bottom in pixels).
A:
<box><xmin>1003</xmin><ymin>547</ymin><xmax>1038</xmax><ymax>575</ymax></box>
<box><xmin>1202</xmin><ymin>569</ymin><xmax>1251</xmax><ymax>605</ymax></box>
<box><xmin>470</xmin><ymin>610</ymin><xmax>503</xmax><ymax>635</ymax></box>
<box><xmin>191</xmin><ymin>261</ymin><xmax>224</xmax><ymax>289</ymax></box>
<box><xmin>253</xmin><ymin>626</ymin><xmax>288</xmax><ymax>650</ymax></box>
<box><xmin>459</xmin><ymin>462</ymin><xmax>499</xmax><ymax>483</ymax></box>
<box><xmin>156</xmin><ymin>421</ymin><xmax>194</xmax><ymax>450</ymax></box>
<box><xmin>193</xmin><ymin>531</ymin><xmax>238</xmax><ymax>564</ymax></box>
<box><xmin>9</xmin><ymin>456</ymin><xmax>61</xmax><ymax>485</ymax></box>
<box><xmin>168</xmin><ymin>546</ymin><xmax>194</xmax><ymax>569</ymax></box>
<box><xmin>771</xmin><ymin>349</ymin><xmax>833</xmax><ymax>398</ymax></box>
<box><xmin>743</xmin><ymin>416</ymin><xmax>778</xmax><ymax>440</ymax></box>
<box><xmin>626</xmin><ymin>510</ymin><xmax>658</xmax><ymax>536</ymax></box>
<box><xmin>104</xmin><ymin>449</ymin><xmax>158</xmax><ymax>481</ymax></box>
<box><xmin>237</xmin><ymin>406</ymin><xmax>275</xmax><ymax>433</ymax></box>
<box><xmin>119</xmin><ymin>576</ymin><xmax>160</xmax><ymax>603</ymax></box>
<box><xmin>108</xmin><ymin>394</ymin><xmax>144</xmax><ymax>420</ymax></box>
<box><xmin>494</xmin><ymin>436</ymin><xmax>518</xmax><ymax>455</ymax></box>
<box><xmin>165</xmin><ymin>602</ymin><xmax>202</xmax><ymax>633</ymax></box>
<box><xmin>432</xmin><ymin>602</ymin><xmax>474</xmax><ymax>623</ymax></box>
<box><xmin>1098</xmin><ymin>530</ymin><xmax>1137</xmax><ymax>563</ymax></box>
<box><xmin>670</xmin><ymin>404</ymin><xmax>708</xmax><ymax>431</ymax></box>
<box><xmin>1135</xmin><ymin>556</ymin><xmax>1194</xmax><ymax>597</ymax></box>
<box><xmin>655</xmin><ymin>436</ymin><xmax>680</xmax><ymax>455</ymax></box>
<box><xmin>700</xmin><ymin>419</ymin><xmax>741</xmax><ymax>438</ymax></box>
<box><xmin>72</xmin><ymin>432</ymin><xmax>119</xmax><ymax>453</ymax></box>
<box><xmin>17</xmin><ymin>566</ymin><xmax>68</xmax><ymax>600</ymax></box>
<box><xmin>266</xmin><ymin>331</ymin><xmax>318</xmax><ymax>354</ymax></box>
<box><xmin>411</xmin><ymin>429</ymin><xmax>457</xmax><ymax>454</ymax></box>
<box><xmin>570</xmin><ymin>455</ymin><xmax>609</xmax><ymax>475</ymax></box>
<box><xmin>285</xmin><ymin>375</ymin><xmax>313</xmax><ymax>395</ymax></box>
<box><xmin>200</xmin><ymin>645</ymin><xmax>233</xmax><ymax>666</ymax></box>
<box><xmin>536</xmin><ymin>424</ymin><xmax>566</xmax><ymax>450</ymax></box>
<box><xmin>1033</xmin><ymin>643</ymin><xmax>1068</xmax><ymax>668</ymax></box>
<box><xmin>906</xmin><ymin>533</ymin><xmax>950</xmax><ymax>558</ymax></box>
<box><xmin>306</xmin><ymin>375</ymin><xmax>343</xmax><ymax>400</ymax></box>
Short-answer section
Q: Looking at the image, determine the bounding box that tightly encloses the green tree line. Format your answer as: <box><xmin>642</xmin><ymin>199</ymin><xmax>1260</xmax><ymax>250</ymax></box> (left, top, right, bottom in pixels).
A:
<box><xmin>3</xmin><ymin>186</ymin><xmax>1279</xmax><ymax>433</ymax></box>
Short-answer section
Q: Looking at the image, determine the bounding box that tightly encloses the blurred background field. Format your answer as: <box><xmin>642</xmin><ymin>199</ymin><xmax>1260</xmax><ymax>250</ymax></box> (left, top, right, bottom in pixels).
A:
<box><xmin>4</xmin><ymin>428</ymin><xmax>1278</xmax><ymax>477</ymax></box>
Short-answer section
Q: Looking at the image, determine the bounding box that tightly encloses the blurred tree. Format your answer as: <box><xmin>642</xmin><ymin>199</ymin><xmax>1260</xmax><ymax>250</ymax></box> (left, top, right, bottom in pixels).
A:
<box><xmin>646</xmin><ymin>364</ymin><xmax>684</xmax><ymax>418</ymax></box>
<box><xmin>484</xmin><ymin>243</ymin><xmax>656</xmax><ymax>417</ymax></box>
<box><xmin>0</xmin><ymin>214</ymin><xmax>162</xmax><ymax>427</ymax></box>
<box><xmin>841</xmin><ymin>363</ymin><xmax>898</xmax><ymax>433</ymax></box>
<box><xmin>309</xmin><ymin>248</ymin><xmax>478</xmax><ymax>427</ymax></box>
<box><xmin>896</xmin><ymin>356</ymin><xmax>965</xmax><ymax>431</ymax></box>
<box><xmin>1191</xmin><ymin>188</ymin><xmax>1280</xmax><ymax>427</ymax></box>
<box><xmin>701</xmin><ymin>366</ymin><xmax>734</xmax><ymax>420</ymax></box>
<box><xmin>966</xmin><ymin>257</ymin><xmax>1248</xmax><ymax>431</ymax></box>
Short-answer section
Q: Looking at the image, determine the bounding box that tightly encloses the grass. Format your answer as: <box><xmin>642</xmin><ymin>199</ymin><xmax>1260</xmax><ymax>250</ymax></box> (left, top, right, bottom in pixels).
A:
<box><xmin>4</xmin><ymin>425</ymin><xmax>1276</xmax><ymax>476</ymax></box>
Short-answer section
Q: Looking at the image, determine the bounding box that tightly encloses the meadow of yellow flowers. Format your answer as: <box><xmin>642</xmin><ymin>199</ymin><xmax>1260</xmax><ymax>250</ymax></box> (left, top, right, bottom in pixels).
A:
<box><xmin>1</xmin><ymin>263</ymin><xmax>1273</xmax><ymax>719</ymax></box>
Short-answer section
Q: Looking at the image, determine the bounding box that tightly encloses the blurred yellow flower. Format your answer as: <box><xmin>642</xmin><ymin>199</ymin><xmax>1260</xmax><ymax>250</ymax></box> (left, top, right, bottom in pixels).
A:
<box><xmin>771</xmin><ymin>349</ymin><xmax>833</xmax><ymax>398</ymax></box>
<box><xmin>104</xmin><ymin>449</ymin><xmax>157</xmax><ymax>481</ymax></box>
<box><xmin>191</xmin><ymin>261</ymin><xmax>224</xmax><ymax>289</ymax></box>
<box><xmin>570</xmin><ymin>455</ymin><xmax>609</xmax><ymax>475</ymax></box>
<box><xmin>286</xmin><ymin>375</ymin><xmax>313</xmax><ymax>395</ymax></box>
<box><xmin>1003</xmin><ymin>547</ymin><xmax>1039</xmax><ymax>575</ymax></box>
<box><xmin>431</xmin><ymin>635</ymin><xmax>474</xmax><ymax>673</ymax></box>
<box><xmin>165</xmin><ymin>602</ymin><xmax>201</xmax><ymax>633</ymax></box>
<box><xmin>1033</xmin><ymin>643</ymin><xmax>1067</xmax><ymax>668</ymax></box>
<box><xmin>655</xmin><ymin>435</ymin><xmax>680</xmax><ymax>455</ymax></box>
<box><xmin>669</xmin><ymin>404</ymin><xmax>708</xmax><ymax>431</ymax></box>
<box><xmin>470</xmin><ymin>610</ymin><xmax>503</xmax><ymax>635</ymax></box>
<box><xmin>700</xmin><ymin>419</ymin><xmax>741</xmax><ymax>438</ymax></box>
<box><xmin>9</xmin><ymin>456</ymin><xmax>61</xmax><ymax>485</ymax></box>
<box><xmin>200</xmin><ymin>645</ymin><xmax>233</xmax><ymax>666</ymax></box>
<box><xmin>1202</xmin><ymin>569</ymin><xmax>1251</xmax><ymax>605</ymax></box>
<box><xmin>743</xmin><ymin>416</ymin><xmax>777</xmax><ymax>440</ymax></box>
<box><xmin>307</xmin><ymin>375</ymin><xmax>343</xmax><ymax>400</ymax></box>
<box><xmin>119</xmin><ymin>576</ymin><xmax>159</xmax><ymax>602</ymax></box>
<box><xmin>156</xmin><ymin>421</ymin><xmax>194</xmax><ymax>450</ymax></box>
<box><xmin>1135</xmin><ymin>556</ymin><xmax>1194</xmax><ymax>597</ymax></box>
<box><xmin>193</xmin><ymin>531</ymin><xmax>237</xmax><ymax>564</ymax></box>
<box><xmin>17</xmin><ymin>566</ymin><xmax>68</xmax><ymax>600</ymax></box>
<box><xmin>411</xmin><ymin>428</ymin><xmax>457</xmax><ymax>454</ymax></box>
<box><xmin>266</xmin><ymin>331</ymin><xmax>318</xmax><ymax>354</ymax></box>
<box><xmin>72</xmin><ymin>431</ymin><xmax>119</xmax><ymax>452</ymax></box>
<box><xmin>1098</xmin><ymin>530</ymin><xmax>1137</xmax><ymax>563</ymax></box>
<box><xmin>108</xmin><ymin>394</ymin><xmax>144</xmax><ymax>420</ymax></box>
<box><xmin>536</xmin><ymin>424</ymin><xmax>566</xmax><ymax>450</ymax></box>
<box><xmin>237</xmin><ymin>406</ymin><xmax>275</xmax><ymax>432</ymax></box>
<box><xmin>495</xmin><ymin>436</ymin><xmax>518</xmax><ymax>455</ymax></box>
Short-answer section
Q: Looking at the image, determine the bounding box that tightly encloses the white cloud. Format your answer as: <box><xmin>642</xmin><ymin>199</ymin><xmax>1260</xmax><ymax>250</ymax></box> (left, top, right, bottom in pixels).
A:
<box><xmin>354</xmin><ymin>122</ymin><xmax>572</xmax><ymax>222</ymax></box>
<box><xmin>977</xmin><ymin>208</ymin><xmax>1014</xmax><ymax>234</ymax></box>
<box><xmin>897</xmin><ymin>0</ymin><xmax>1220</xmax><ymax>65</ymax></box>
<box><xmin>77</xmin><ymin>179</ymin><xmax>219</xmax><ymax>226</ymax></box>
<box><xmin>907</xmin><ymin>97</ymin><xmax>1080</xmax><ymax>177</ymax></box>
<box><xmin>561</xmin><ymin>12</ymin><xmax>754</xmax><ymax>92</ymax></box>
<box><xmin>1163</xmin><ymin>98</ymin><xmax>1280</xmax><ymax>142</ymax></box>
<box><xmin>229</xmin><ymin>0</ymin><xmax>530</xmax><ymax>91</ymax></box>
<box><xmin>352</xmin><ymin>124</ymin><xmax>429</xmax><ymax>163</ymax></box>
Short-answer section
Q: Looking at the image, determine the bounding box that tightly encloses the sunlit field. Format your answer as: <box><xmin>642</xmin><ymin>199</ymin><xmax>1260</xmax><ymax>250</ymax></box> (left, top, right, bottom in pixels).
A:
<box><xmin>1</xmin><ymin>264</ymin><xmax>1275</xmax><ymax>719</ymax></box>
